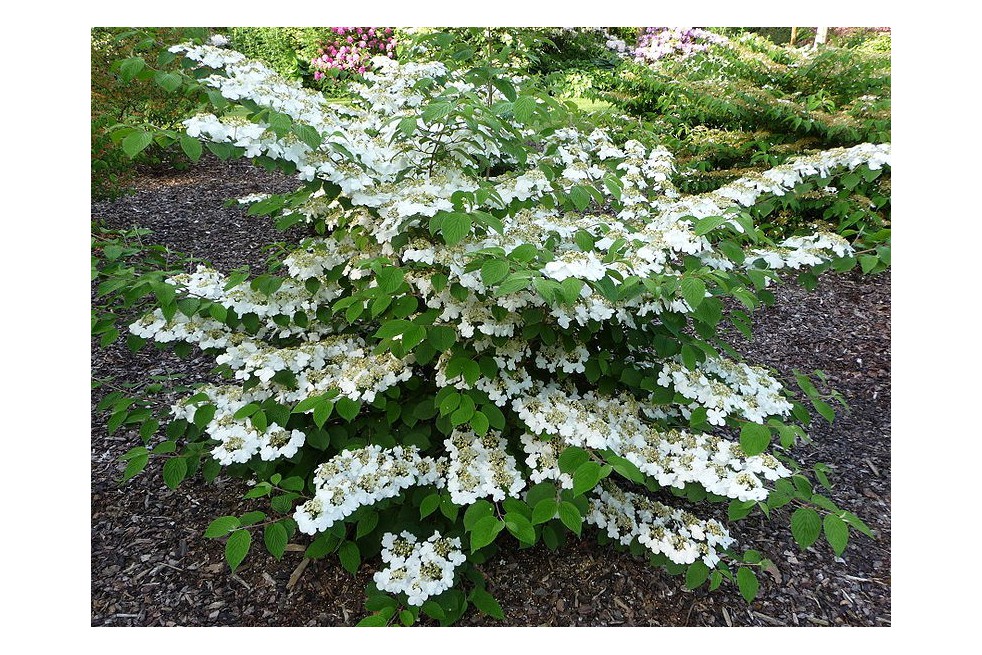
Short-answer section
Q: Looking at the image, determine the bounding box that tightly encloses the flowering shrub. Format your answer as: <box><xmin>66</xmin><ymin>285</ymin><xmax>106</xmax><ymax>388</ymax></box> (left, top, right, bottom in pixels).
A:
<box><xmin>117</xmin><ymin>38</ymin><xmax>886</xmax><ymax>625</ymax></box>
<box><xmin>632</xmin><ymin>27</ymin><xmax>728</xmax><ymax>62</ymax></box>
<box><xmin>310</xmin><ymin>27</ymin><xmax>396</xmax><ymax>80</ymax></box>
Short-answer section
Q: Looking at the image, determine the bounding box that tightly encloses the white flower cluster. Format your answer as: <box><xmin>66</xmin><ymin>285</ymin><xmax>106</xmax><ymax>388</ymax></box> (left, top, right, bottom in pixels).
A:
<box><xmin>514</xmin><ymin>384</ymin><xmax>790</xmax><ymax>501</ymax></box>
<box><xmin>747</xmin><ymin>232</ymin><xmax>853</xmax><ymax>270</ymax></box>
<box><xmin>656</xmin><ymin>356</ymin><xmax>793</xmax><ymax>425</ymax></box>
<box><xmin>587</xmin><ymin>482</ymin><xmax>735</xmax><ymax>567</ymax></box>
<box><xmin>520</xmin><ymin>433</ymin><xmax>573</xmax><ymax>489</ymax></box>
<box><xmin>374</xmin><ymin>531</ymin><xmax>466</xmax><ymax>606</ymax></box>
<box><xmin>295</xmin><ymin>445</ymin><xmax>440</xmax><ymax>535</ymax></box>
<box><xmin>169</xmin><ymin>384</ymin><xmax>305</xmax><ymax>465</ymax></box>
<box><xmin>444</xmin><ymin>429</ymin><xmax>526</xmax><ymax>504</ymax></box>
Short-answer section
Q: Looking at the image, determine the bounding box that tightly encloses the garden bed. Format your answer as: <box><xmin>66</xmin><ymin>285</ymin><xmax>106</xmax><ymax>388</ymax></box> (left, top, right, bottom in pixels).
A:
<box><xmin>91</xmin><ymin>155</ymin><xmax>890</xmax><ymax>627</ymax></box>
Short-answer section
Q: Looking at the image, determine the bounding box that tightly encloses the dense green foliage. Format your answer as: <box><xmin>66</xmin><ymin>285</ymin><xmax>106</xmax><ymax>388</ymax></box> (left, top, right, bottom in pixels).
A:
<box><xmin>91</xmin><ymin>27</ymin><xmax>207</xmax><ymax>199</ymax></box>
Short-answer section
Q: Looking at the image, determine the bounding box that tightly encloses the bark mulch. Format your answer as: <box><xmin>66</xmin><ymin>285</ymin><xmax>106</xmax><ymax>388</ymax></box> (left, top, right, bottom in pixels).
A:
<box><xmin>91</xmin><ymin>155</ymin><xmax>890</xmax><ymax>627</ymax></box>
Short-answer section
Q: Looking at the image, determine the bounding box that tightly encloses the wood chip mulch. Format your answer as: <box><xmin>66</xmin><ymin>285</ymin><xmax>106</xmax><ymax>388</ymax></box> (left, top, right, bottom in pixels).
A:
<box><xmin>91</xmin><ymin>155</ymin><xmax>890</xmax><ymax>627</ymax></box>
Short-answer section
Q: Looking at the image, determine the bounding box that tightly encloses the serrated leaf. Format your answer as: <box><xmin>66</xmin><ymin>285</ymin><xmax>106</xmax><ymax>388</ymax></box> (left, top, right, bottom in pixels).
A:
<box><xmin>513</xmin><ymin>95</ymin><xmax>536</xmax><ymax>123</ymax></box>
<box><xmin>122</xmin><ymin>130</ymin><xmax>153</xmax><ymax>159</ymax></box>
<box><xmin>441</xmin><ymin>213</ymin><xmax>471</xmax><ymax>246</ymax></box>
<box><xmin>420</xmin><ymin>493</ymin><xmax>442</xmax><ymax>518</ymax></box>
<box><xmin>356</xmin><ymin>609</ymin><xmax>393</xmax><ymax>626</ymax></box>
<box><xmin>504</xmin><ymin>512</ymin><xmax>536</xmax><ymax>545</ymax></box>
<box><xmin>121</xmin><ymin>452</ymin><xmax>149</xmax><ymax>482</ymax></box>
<box><xmin>422</xmin><ymin>101</ymin><xmax>453</xmax><ymax>123</ymax></box>
<box><xmin>293</xmin><ymin>123</ymin><xmax>323</xmax><ymax>150</ymax></box>
<box><xmin>470</xmin><ymin>515</ymin><xmax>505</xmax><ymax>552</ymax></box>
<box><xmin>680</xmin><ymin>277</ymin><xmax>706</xmax><ymax>309</ymax></box>
<box><xmin>335</xmin><ymin>398</ymin><xmax>361</xmax><ymax>421</ymax></box>
<box><xmin>225</xmin><ymin>529</ymin><xmax>251</xmax><ymax>572</ymax></box>
<box><xmin>162</xmin><ymin>457</ymin><xmax>187</xmax><ymax>490</ymax></box>
<box><xmin>685</xmin><ymin>561</ymin><xmax>710</xmax><ymax>589</ymax></box>
<box><xmin>694</xmin><ymin>215</ymin><xmax>730</xmax><ymax>236</ymax></box>
<box><xmin>205</xmin><ymin>516</ymin><xmax>240</xmax><ymax>538</ymax></box>
<box><xmin>470</xmin><ymin>587</ymin><xmax>505</xmax><ymax>620</ymax></box>
<box><xmin>791</xmin><ymin>508</ymin><xmax>822</xmax><ymax>549</ymax></box>
<box><xmin>180</xmin><ymin>135</ymin><xmax>202</xmax><ymax>162</ymax></box>
<box><xmin>338</xmin><ymin>541</ymin><xmax>361</xmax><ymax>573</ymax></box>
<box><xmin>427</xmin><ymin>325</ymin><xmax>456</xmax><ymax>351</ymax></box>
<box><xmin>531</xmin><ymin>498</ymin><xmax>558</xmax><ymax>525</ymax></box>
<box><xmin>813</xmin><ymin>399</ymin><xmax>835</xmax><ymax>424</ymax></box>
<box><xmin>154</xmin><ymin>71</ymin><xmax>182</xmax><ymax>93</ymax></box>
<box><xmin>557</xmin><ymin>446</ymin><xmax>589</xmax><ymax>475</ymax></box>
<box><xmin>737</xmin><ymin>567</ymin><xmax>759</xmax><ymax>602</ymax></box>
<box><xmin>739</xmin><ymin>423</ymin><xmax>771</xmax><ymax>457</ymax></box>
<box><xmin>463</xmin><ymin>499</ymin><xmax>495</xmax><ymax>531</ymax></box>
<box><xmin>118</xmin><ymin>56</ymin><xmax>145</xmax><ymax>81</ymax></box>
<box><xmin>263</xmin><ymin>523</ymin><xmax>288</xmax><ymax>559</ymax></box>
<box><xmin>558</xmin><ymin>501</ymin><xmax>582</xmax><ymax>536</ymax></box>
<box><xmin>571</xmin><ymin>461</ymin><xmax>602</xmax><ymax>497</ymax></box>
<box><xmin>823</xmin><ymin>514</ymin><xmax>849</xmax><ymax>556</ymax></box>
<box><xmin>481</xmin><ymin>259</ymin><xmax>510</xmax><ymax>286</ymax></box>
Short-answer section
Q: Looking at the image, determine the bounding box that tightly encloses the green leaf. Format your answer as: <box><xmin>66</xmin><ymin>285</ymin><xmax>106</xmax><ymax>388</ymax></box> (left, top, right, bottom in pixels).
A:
<box><xmin>420</xmin><ymin>493</ymin><xmax>442</xmax><ymax>519</ymax></box>
<box><xmin>859</xmin><ymin>254</ymin><xmax>879</xmax><ymax>274</ymax></box>
<box><xmin>569</xmin><ymin>185</ymin><xmax>592</xmax><ymax>211</ymax></box>
<box><xmin>841</xmin><ymin>511</ymin><xmax>874</xmax><ymax>538</ymax></box>
<box><xmin>263</xmin><ymin>523</ymin><xmax>288</xmax><ymax>559</ymax></box>
<box><xmin>791</xmin><ymin>508</ymin><xmax>822</xmax><ymax>549</ymax></box>
<box><xmin>154</xmin><ymin>71</ymin><xmax>182</xmax><ymax>93</ymax></box>
<box><xmin>205</xmin><ymin>516</ymin><xmax>240</xmax><ymax>538</ymax></box>
<box><xmin>728</xmin><ymin>499</ymin><xmax>756</xmax><ymax>521</ymax></box>
<box><xmin>422</xmin><ymin>101</ymin><xmax>453</xmax><ymax>123</ymax></box>
<box><xmin>739</xmin><ymin>423</ymin><xmax>771</xmax><ymax>457</ymax></box>
<box><xmin>356</xmin><ymin>511</ymin><xmax>379</xmax><ymax>539</ymax></box>
<box><xmin>335</xmin><ymin>398</ymin><xmax>361</xmax><ymax>422</ymax></box>
<box><xmin>122</xmin><ymin>130</ymin><xmax>153</xmax><ymax>159</ymax></box>
<box><xmin>118</xmin><ymin>56</ymin><xmax>145</xmax><ymax>82</ymax></box>
<box><xmin>680</xmin><ymin>277</ymin><xmax>706</xmax><ymax>309</ymax></box>
<box><xmin>470</xmin><ymin>587</ymin><xmax>505</xmax><ymax>620</ymax></box>
<box><xmin>293</xmin><ymin>123</ymin><xmax>323</xmax><ymax>150</ymax></box>
<box><xmin>823</xmin><ymin>514</ymin><xmax>849</xmax><ymax>556</ymax></box>
<box><xmin>338</xmin><ymin>541</ymin><xmax>361</xmax><ymax>573</ymax></box>
<box><xmin>736</xmin><ymin>567</ymin><xmax>759</xmax><ymax>602</ymax></box>
<box><xmin>513</xmin><ymin>96</ymin><xmax>536</xmax><ymax>123</ymax></box>
<box><xmin>162</xmin><ymin>457</ymin><xmax>187</xmax><ymax>490</ymax></box>
<box><xmin>427</xmin><ymin>325</ymin><xmax>456</xmax><ymax>351</ymax></box>
<box><xmin>463</xmin><ymin>499</ymin><xmax>495</xmax><ymax>531</ymax></box>
<box><xmin>504</xmin><ymin>512</ymin><xmax>536</xmax><ymax>545</ymax></box>
<box><xmin>481</xmin><ymin>259</ymin><xmax>510</xmax><ymax>286</ymax></box>
<box><xmin>121</xmin><ymin>452</ymin><xmax>149</xmax><ymax>482</ymax></box>
<box><xmin>693</xmin><ymin>215</ymin><xmax>730</xmax><ymax>236</ymax></box>
<box><xmin>558</xmin><ymin>501</ymin><xmax>582</xmax><ymax>536</ymax></box>
<box><xmin>305</xmin><ymin>532</ymin><xmax>341</xmax><ymax>559</ymax></box>
<box><xmin>813</xmin><ymin>399</ymin><xmax>836</xmax><ymax>424</ymax></box>
<box><xmin>279</xmin><ymin>476</ymin><xmax>305</xmax><ymax>492</ymax></box>
<box><xmin>356</xmin><ymin>608</ymin><xmax>394</xmax><ymax>626</ymax></box>
<box><xmin>225</xmin><ymin>529</ymin><xmax>251</xmax><ymax>572</ymax></box>
<box><xmin>531</xmin><ymin>498</ymin><xmax>558</xmax><ymax>525</ymax></box>
<box><xmin>557</xmin><ymin>446</ymin><xmax>589</xmax><ymax>475</ymax></box>
<box><xmin>180</xmin><ymin>135</ymin><xmax>202</xmax><ymax>162</ymax></box>
<box><xmin>470</xmin><ymin>515</ymin><xmax>505</xmax><ymax>552</ymax></box>
<box><xmin>491</xmin><ymin>77</ymin><xmax>518</xmax><ymax>102</ymax></box>
<box><xmin>685</xmin><ymin>561</ymin><xmax>710</xmax><ymax>589</ymax></box>
<box><xmin>441</xmin><ymin>213</ymin><xmax>472</xmax><ymax>246</ymax></box>
<box><xmin>571</xmin><ymin>461</ymin><xmax>603</xmax><ymax>497</ymax></box>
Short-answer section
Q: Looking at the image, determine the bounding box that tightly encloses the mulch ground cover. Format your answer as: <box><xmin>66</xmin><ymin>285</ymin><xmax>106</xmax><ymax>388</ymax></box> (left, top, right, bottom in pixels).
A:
<box><xmin>91</xmin><ymin>155</ymin><xmax>890</xmax><ymax>627</ymax></box>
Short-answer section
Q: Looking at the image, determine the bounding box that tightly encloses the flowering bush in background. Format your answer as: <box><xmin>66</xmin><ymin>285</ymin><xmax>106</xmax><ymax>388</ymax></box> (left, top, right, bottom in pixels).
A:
<box><xmin>632</xmin><ymin>27</ymin><xmax>728</xmax><ymax>62</ymax></box>
<box><xmin>310</xmin><ymin>27</ymin><xmax>396</xmax><ymax>79</ymax></box>
<box><xmin>104</xmin><ymin>32</ymin><xmax>886</xmax><ymax>626</ymax></box>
